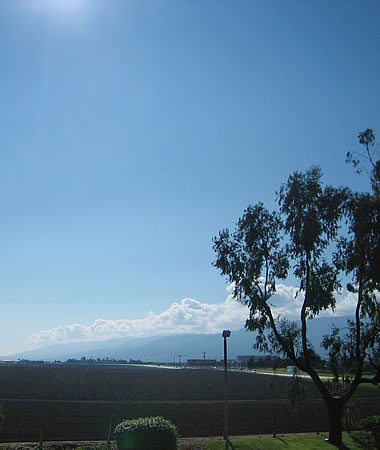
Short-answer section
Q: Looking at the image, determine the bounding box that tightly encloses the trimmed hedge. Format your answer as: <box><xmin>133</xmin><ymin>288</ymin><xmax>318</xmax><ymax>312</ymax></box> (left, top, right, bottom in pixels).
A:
<box><xmin>114</xmin><ymin>416</ymin><xmax>178</xmax><ymax>449</ymax></box>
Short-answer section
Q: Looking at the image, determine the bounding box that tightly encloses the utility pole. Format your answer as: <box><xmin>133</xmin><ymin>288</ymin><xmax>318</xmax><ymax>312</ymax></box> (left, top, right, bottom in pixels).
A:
<box><xmin>178</xmin><ymin>355</ymin><xmax>182</xmax><ymax>367</ymax></box>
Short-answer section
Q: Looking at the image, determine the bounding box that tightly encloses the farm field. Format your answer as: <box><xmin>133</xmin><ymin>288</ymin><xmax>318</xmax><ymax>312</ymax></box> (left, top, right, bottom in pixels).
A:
<box><xmin>0</xmin><ymin>364</ymin><xmax>379</xmax><ymax>442</ymax></box>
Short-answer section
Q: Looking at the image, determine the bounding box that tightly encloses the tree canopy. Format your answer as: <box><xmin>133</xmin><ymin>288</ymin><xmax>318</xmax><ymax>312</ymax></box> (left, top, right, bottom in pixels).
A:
<box><xmin>213</xmin><ymin>131</ymin><xmax>379</xmax><ymax>445</ymax></box>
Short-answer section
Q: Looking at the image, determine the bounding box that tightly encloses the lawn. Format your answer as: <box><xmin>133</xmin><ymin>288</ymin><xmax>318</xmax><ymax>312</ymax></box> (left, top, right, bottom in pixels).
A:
<box><xmin>206</xmin><ymin>432</ymin><xmax>376</xmax><ymax>449</ymax></box>
<box><xmin>0</xmin><ymin>432</ymin><xmax>375</xmax><ymax>449</ymax></box>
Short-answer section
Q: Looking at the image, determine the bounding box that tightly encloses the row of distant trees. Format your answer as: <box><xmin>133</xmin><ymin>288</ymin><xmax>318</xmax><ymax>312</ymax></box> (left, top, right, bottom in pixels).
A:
<box><xmin>246</xmin><ymin>354</ymin><xmax>326</xmax><ymax>370</ymax></box>
<box><xmin>65</xmin><ymin>357</ymin><xmax>143</xmax><ymax>365</ymax></box>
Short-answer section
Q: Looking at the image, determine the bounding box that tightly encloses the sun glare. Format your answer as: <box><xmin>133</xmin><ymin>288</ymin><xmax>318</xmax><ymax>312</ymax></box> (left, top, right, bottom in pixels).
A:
<box><xmin>48</xmin><ymin>0</ymin><xmax>86</xmax><ymax>15</ymax></box>
<box><xmin>30</xmin><ymin>0</ymin><xmax>89</xmax><ymax>18</ymax></box>
<box><xmin>26</xmin><ymin>0</ymin><xmax>94</xmax><ymax>31</ymax></box>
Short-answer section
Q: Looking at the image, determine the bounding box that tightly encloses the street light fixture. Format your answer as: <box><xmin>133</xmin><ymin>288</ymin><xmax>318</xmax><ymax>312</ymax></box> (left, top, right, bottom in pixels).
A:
<box><xmin>222</xmin><ymin>330</ymin><xmax>231</xmax><ymax>450</ymax></box>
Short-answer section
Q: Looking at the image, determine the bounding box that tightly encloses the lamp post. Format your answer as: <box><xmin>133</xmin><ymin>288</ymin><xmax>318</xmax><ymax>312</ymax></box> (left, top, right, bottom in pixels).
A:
<box><xmin>222</xmin><ymin>330</ymin><xmax>231</xmax><ymax>450</ymax></box>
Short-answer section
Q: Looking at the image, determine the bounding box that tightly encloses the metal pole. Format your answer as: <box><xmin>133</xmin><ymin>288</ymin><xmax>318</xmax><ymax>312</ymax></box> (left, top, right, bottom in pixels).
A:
<box><xmin>222</xmin><ymin>330</ymin><xmax>230</xmax><ymax>450</ymax></box>
<box><xmin>224</xmin><ymin>336</ymin><xmax>228</xmax><ymax>450</ymax></box>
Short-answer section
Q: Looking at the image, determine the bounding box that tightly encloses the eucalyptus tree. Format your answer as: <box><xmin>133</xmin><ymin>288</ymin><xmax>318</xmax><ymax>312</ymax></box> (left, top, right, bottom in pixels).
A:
<box><xmin>337</xmin><ymin>129</ymin><xmax>380</xmax><ymax>387</ymax></box>
<box><xmin>346</xmin><ymin>128</ymin><xmax>380</xmax><ymax>197</ymax></box>
<box><xmin>213</xmin><ymin>163</ymin><xmax>379</xmax><ymax>445</ymax></box>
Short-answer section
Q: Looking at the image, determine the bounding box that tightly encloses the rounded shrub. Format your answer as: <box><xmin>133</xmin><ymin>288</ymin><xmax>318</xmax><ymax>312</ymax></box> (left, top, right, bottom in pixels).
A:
<box><xmin>360</xmin><ymin>415</ymin><xmax>380</xmax><ymax>448</ymax></box>
<box><xmin>114</xmin><ymin>416</ymin><xmax>178</xmax><ymax>449</ymax></box>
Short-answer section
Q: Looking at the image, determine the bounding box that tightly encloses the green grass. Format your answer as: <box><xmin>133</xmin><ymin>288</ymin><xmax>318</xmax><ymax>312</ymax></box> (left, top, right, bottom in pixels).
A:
<box><xmin>254</xmin><ymin>367</ymin><xmax>335</xmax><ymax>378</ymax></box>
<box><xmin>252</xmin><ymin>368</ymin><xmax>379</xmax><ymax>387</ymax></box>
<box><xmin>206</xmin><ymin>432</ymin><xmax>376</xmax><ymax>449</ymax></box>
<box><xmin>253</xmin><ymin>367</ymin><xmax>331</xmax><ymax>377</ymax></box>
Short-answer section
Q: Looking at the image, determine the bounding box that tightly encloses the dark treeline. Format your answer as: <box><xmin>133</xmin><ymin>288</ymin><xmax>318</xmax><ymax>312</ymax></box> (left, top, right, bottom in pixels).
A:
<box><xmin>65</xmin><ymin>356</ymin><xmax>143</xmax><ymax>365</ymax></box>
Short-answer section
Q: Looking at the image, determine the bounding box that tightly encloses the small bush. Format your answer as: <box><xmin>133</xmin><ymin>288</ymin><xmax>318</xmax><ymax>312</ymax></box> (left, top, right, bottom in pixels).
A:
<box><xmin>360</xmin><ymin>415</ymin><xmax>380</xmax><ymax>448</ymax></box>
<box><xmin>114</xmin><ymin>416</ymin><xmax>178</xmax><ymax>449</ymax></box>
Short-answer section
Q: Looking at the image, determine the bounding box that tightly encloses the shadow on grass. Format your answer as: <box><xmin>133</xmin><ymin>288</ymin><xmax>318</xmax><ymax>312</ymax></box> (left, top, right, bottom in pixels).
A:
<box><xmin>330</xmin><ymin>444</ymin><xmax>350</xmax><ymax>450</ymax></box>
<box><xmin>350</xmin><ymin>430</ymin><xmax>376</xmax><ymax>449</ymax></box>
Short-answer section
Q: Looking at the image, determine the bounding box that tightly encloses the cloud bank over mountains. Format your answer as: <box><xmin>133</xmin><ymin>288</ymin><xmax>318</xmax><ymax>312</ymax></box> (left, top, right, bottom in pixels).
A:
<box><xmin>27</xmin><ymin>283</ymin><xmax>359</xmax><ymax>348</ymax></box>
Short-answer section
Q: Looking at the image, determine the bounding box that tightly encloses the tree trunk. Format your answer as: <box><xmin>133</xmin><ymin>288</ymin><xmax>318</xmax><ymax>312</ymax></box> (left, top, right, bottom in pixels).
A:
<box><xmin>326</xmin><ymin>397</ymin><xmax>344</xmax><ymax>445</ymax></box>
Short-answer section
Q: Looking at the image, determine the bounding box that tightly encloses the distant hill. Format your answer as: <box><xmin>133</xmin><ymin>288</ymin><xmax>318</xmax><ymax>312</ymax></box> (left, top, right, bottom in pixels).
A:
<box><xmin>1</xmin><ymin>329</ymin><xmax>258</xmax><ymax>362</ymax></box>
<box><xmin>1</xmin><ymin>316</ymin><xmax>353</xmax><ymax>362</ymax></box>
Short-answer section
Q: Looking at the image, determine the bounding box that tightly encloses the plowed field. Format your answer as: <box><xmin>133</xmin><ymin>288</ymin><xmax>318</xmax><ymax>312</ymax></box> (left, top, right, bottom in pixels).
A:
<box><xmin>0</xmin><ymin>364</ymin><xmax>378</xmax><ymax>442</ymax></box>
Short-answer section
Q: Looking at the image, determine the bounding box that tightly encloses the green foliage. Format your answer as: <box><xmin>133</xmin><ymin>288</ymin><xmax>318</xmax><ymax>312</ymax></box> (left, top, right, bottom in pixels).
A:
<box><xmin>213</xmin><ymin>166</ymin><xmax>349</xmax><ymax>364</ymax></box>
<box><xmin>277</xmin><ymin>167</ymin><xmax>346</xmax><ymax>316</ymax></box>
<box><xmin>346</xmin><ymin>128</ymin><xmax>379</xmax><ymax>197</ymax></box>
<box><xmin>114</xmin><ymin>416</ymin><xmax>178</xmax><ymax>449</ymax></box>
<box><xmin>359</xmin><ymin>415</ymin><xmax>380</xmax><ymax>447</ymax></box>
<box><xmin>212</xmin><ymin>130</ymin><xmax>379</xmax><ymax>446</ymax></box>
<box><xmin>248</xmin><ymin>356</ymin><xmax>294</xmax><ymax>370</ymax></box>
<box><xmin>212</xmin><ymin>202</ymin><xmax>289</xmax><ymax>354</ymax></box>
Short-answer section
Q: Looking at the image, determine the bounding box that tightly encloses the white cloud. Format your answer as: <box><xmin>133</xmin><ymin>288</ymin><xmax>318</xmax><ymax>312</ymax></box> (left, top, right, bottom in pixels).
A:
<box><xmin>268</xmin><ymin>283</ymin><xmax>366</xmax><ymax>319</ymax></box>
<box><xmin>269</xmin><ymin>283</ymin><xmax>304</xmax><ymax>318</ymax></box>
<box><xmin>320</xmin><ymin>290</ymin><xmax>360</xmax><ymax>317</ymax></box>
<box><xmin>27</xmin><ymin>289</ymin><xmax>250</xmax><ymax>347</ymax></box>
<box><xmin>27</xmin><ymin>283</ymin><xmax>369</xmax><ymax>348</ymax></box>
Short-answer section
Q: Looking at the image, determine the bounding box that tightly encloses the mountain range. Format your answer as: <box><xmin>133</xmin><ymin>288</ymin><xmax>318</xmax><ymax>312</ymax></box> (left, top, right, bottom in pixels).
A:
<box><xmin>1</xmin><ymin>316</ymin><xmax>353</xmax><ymax>363</ymax></box>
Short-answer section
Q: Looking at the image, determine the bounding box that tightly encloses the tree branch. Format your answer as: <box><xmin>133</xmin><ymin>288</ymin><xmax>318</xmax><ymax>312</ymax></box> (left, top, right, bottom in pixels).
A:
<box><xmin>300</xmin><ymin>251</ymin><xmax>310</xmax><ymax>365</ymax></box>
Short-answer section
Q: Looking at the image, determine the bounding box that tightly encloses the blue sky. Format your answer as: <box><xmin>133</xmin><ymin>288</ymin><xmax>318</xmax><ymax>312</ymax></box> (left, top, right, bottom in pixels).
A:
<box><xmin>0</xmin><ymin>0</ymin><xmax>379</xmax><ymax>355</ymax></box>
